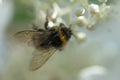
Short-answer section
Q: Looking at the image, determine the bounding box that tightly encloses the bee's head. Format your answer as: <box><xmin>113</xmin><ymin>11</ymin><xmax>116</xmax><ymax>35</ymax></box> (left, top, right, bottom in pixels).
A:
<box><xmin>59</xmin><ymin>23</ymin><xmax>72</xmax><ymax>40</ymax></box>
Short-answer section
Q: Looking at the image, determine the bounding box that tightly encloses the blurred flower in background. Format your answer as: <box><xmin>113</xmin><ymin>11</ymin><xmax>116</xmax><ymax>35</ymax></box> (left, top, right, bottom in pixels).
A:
<box><xmin>78</xmin><ymin>65</ymin><xmax>107</xmax><ymax>80</ymax></box>
<box><xmin>0</xmin><ymin>0</ymin><xmax>13</xmax><ymax>70</ymax></box>
<box><xmin>1</xmin><ymin>0</ymin><xmax>120</xmax><ymax>80</ymax></box>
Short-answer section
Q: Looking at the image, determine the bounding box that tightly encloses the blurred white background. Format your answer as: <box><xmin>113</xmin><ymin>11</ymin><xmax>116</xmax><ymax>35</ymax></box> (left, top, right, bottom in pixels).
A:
<box><xmin>0</xmin><ymin>0</ymin><xmax>13</xmax><ymax>69</ymax></box>
<box><xmin>0</xmin><ymin>0</ymin><xmax>120</xmax><ymax>80</ymax></box>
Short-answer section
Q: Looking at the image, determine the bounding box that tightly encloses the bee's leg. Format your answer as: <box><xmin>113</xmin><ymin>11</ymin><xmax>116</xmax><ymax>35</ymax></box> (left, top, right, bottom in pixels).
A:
<box><xmin>44</xmin><ymin>16</ymin><xmax>49</xmax><ymax>30</ymax></box>
<box><xmin>32</xmin><ymin>24</ymin><xmax>45</xmax><ymax>32</ymax></box>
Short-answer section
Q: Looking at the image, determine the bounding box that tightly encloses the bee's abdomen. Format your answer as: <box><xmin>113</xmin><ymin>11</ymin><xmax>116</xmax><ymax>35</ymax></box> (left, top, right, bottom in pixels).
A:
<box><xmin>48</xmin><ymin>30</ymin><xmax>63</xmax><ymax>48</ymax></box>
<box><xmin>39</xmin><ymin>30</ymin><xmax>63</xmax><ymax>49</ymax></box>
<box><xmin>51</xmin><ymin>34</ymin><xmax>63</xmax><ymax>48</ymax></box>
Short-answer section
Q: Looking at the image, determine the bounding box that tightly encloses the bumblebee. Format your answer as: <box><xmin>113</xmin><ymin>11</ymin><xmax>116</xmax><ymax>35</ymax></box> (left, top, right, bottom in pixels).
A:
<box><xmin>14</xmin><ymin>17</ymin><xmax>72</xmax><ymax>71</ymax></box>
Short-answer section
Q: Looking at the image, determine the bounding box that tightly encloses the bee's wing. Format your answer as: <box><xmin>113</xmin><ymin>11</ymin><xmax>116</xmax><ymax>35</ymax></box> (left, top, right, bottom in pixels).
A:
<box><xmin>29</xmin><ymin>47</ymin><xmax>56</xmax><ymax>71</ymax></box>
<box><xmin>14</xmin><ymin>30</ymin><xmax>57</xmax><ymax>71</ymax></box>
<box><xmin>14</xmin><ymin>30</ymin><xmax>43</xmax><ymax>45</ymax></box>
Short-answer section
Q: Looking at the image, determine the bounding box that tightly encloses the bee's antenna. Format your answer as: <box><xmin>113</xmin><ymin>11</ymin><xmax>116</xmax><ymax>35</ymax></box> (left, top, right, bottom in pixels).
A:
<box><xmin>44</xmin><ymin>14</ymin><xmax>49</xmax><ymax>30</ymax></box>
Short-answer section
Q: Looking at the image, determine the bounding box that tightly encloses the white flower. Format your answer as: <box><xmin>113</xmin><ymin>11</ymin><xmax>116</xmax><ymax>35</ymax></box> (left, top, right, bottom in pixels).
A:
<box><xmin>89</xmin><ymin>4</ymin><xmax>100</xmax><ymax>14</ymax></box>
<box><xmin>73</xmin><ymin>32</ymin><xmax>87</xmax><ymax>42</ymax></box>
<box><xmin>78</xmin><ymin>65</ymin><xmax>107</xmax><ymax>80</ymax></box>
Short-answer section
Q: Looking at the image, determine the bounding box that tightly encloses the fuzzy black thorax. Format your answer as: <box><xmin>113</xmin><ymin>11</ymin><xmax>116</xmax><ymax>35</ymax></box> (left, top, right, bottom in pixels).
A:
<box><xmin>38</xmin><ymin>26</ymin><xmax>72</xmax><ymax>49</ymax></box>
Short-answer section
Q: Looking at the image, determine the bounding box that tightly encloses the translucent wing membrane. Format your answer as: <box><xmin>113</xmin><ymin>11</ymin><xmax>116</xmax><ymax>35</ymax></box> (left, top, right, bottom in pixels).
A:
<box><xmin>14</xmin><ymin>30</ymin><xmax>57</xmax><ymax>71</ymax></box>
<box><xmin>29</xmin><ymin>47</ymin><xmax>56</xmax><ymax>71</ymax></box>
<box><xmin>14</xmin><ymin>30</ymin><xmax>43</xmax><ymax>45</ymax></box>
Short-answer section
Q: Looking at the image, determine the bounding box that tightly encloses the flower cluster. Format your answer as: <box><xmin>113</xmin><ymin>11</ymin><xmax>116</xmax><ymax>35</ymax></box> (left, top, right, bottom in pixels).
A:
<box><xmin>76</xmin><ymin>0</ymin><xmax>111</xmax><ymax>29</ymax></box>
<box><xmin>34</xmin><ymin>0</ymin><xmax>111</xmax><ymax>42</ymax></box>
